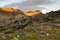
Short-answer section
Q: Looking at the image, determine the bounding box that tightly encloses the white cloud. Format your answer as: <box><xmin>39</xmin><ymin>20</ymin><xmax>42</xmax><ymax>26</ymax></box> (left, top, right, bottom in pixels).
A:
<box><xmin>37</xmin><ymin>0</ymin><xmax>60</xmax><ymax>13</ymax></box>
<box><xmin>0</xmin><ymin>0</ymin><xmax>60</xmax><ymax>13</ymax></box>
<box><xmin>0</xmin><ymin>0</ymin><xmax>26</xmax><ymax>7</ymax></box>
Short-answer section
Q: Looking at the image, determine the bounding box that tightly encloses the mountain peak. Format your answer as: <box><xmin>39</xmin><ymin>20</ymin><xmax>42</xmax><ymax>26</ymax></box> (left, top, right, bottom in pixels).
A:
<box><xmin>0</xmin><ymin>8</ymin><xmax>42</xmax><ymax>16</ymax></box>
<box><xmin>0</xmin><ymin>8</ymin><xmax>19</xmax><ymax>12</ymax></box>
<box><xmin>24</xmin><ymin>10</ymin><xmax>42</xmax><ymax>16</ymax></box>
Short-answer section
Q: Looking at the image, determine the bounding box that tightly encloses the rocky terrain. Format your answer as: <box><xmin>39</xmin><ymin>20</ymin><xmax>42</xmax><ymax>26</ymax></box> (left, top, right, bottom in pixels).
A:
<box><xmin>0</xmin><ymin>8</ymin><xmax>60</xmax><ymax>40</ymax></box>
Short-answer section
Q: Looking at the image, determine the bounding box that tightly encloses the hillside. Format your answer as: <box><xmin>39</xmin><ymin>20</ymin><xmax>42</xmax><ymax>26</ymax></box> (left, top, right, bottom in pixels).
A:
<box><xmin>0</xmin><ymin>8</ymin><xmax>60</xmax><ymax>40</ymax></box>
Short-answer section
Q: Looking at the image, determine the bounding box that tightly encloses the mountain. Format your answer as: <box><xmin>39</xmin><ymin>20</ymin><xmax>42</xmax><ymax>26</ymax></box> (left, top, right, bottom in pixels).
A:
<box><xmin>0</xmin><ymin>8</ymin><xmax>60</xmax><ymax>30</ymax></box>
<box><xmin>0</xmin><ymin>8</ymin><xmax>42</xmax><ymax>29</ymax></box>
<box><xmin>0</xmin><ymin>8</ymin><xmax>60</xmax><ymax>40</ymax></box>
<box><xmin>46</xmin><ymin>10</ymin><xmax>60</xmax><ymax>23</ymax></box>
<box><xmin>0</xmin><ymin>8</ymin><xmax>24</xmax><ymax>29</ymax></box>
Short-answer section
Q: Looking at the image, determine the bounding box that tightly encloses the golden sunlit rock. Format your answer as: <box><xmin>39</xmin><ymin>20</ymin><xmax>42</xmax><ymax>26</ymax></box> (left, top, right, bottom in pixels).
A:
<box><xmin>24</xmin><ymin>10</ymin><xmax>42</xmax><ymax>16</ymax></box>
<box><xmin>0</xmin><ymin>8</ymin><xmax>42</xmax><ymax>16</ymax></box>
<box><xmin>0</xmin><ymin>8</ymin><xmax>18</xmax><ymax>12</ymax></box>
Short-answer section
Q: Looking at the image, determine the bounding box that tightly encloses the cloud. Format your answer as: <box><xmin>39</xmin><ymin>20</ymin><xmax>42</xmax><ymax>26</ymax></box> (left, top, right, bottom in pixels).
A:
<box><xmin>27</xmin><ymin>0</ymin><xmax>56</xmax><ymax>3</ymax></box>
<box><xmin>0</xmin><ymin>0</ymin><xmax>25</xmax><ymax>7</ymax></box>
<box><xmin>2</xmin><ymin>0</ymin><xmax>60</xmax><ymax>13</ymax></box>
<box><xmin>3</xmin><ymin>0</ymin><xmax>57</xmax><ymax>7</ymax></box>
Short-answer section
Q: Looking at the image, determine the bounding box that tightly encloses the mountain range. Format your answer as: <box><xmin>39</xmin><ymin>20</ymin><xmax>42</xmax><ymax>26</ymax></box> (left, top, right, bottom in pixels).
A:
<box><xmin>0</xmin><ymin>8</ymin><xmax>60</xmax><ymax>30</ymax></box>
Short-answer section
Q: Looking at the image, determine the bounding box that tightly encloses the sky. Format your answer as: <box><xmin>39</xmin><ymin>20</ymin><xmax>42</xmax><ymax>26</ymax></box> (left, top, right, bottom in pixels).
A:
<box><xmin>0</xmin><ymin>0</ymin><xmax>60</xmax><ymax>13</ymax></box>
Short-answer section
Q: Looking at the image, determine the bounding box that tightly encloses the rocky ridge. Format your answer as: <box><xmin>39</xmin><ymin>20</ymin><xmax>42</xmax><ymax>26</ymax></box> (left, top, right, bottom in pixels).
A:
<box><xmin>0</xmin><ymin>8</ymin><xmax>60</xmax><ymax>30</ymax></box>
